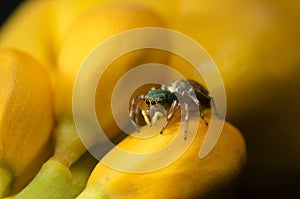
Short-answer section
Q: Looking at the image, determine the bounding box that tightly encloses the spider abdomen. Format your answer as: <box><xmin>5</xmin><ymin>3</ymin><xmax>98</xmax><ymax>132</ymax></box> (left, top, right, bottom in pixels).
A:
<box><xmin>168</xmin><ymin>79</ymin><xmax>211</xmax><ymax>110</ymax></box>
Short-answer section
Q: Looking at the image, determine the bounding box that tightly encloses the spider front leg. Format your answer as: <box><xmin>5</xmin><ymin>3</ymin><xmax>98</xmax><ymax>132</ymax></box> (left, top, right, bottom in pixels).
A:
<box><xmin>141</xmin><ymin>110</ymin><xmax>151</xmax><ymax>126</ymax></box>
<box><xmin>129</xmin><ymin>95</ymin><xmax>150</xmax><ymax>132</ymax></box>
<box><xmin>160</xmin><ymin>99</ymin><xmax>180</xmax><ymax>134</ymax></box>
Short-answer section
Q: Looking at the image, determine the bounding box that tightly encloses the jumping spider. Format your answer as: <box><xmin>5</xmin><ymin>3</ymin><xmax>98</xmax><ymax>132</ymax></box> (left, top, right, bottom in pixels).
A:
<box><xmin>129</xmin><ymin>79</ymin><xmax>215</xmax><ymax>139</ymax></box>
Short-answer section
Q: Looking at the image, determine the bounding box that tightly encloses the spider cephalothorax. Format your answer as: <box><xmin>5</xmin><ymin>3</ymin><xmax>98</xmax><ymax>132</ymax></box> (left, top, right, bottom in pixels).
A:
<box><xmin>129</xmin><ymin>79</ymin><xmax>214</xmax><ymax>139</ymax></box>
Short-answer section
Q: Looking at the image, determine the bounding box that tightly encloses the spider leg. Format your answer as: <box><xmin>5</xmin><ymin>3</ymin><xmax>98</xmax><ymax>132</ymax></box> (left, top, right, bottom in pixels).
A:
<box><xmin>129</xmin><ymin>95</ymin><xmax>145</xmax><ymax>132</ymax></box>
<box><xmin>134</xmin><ymin>103</ymin><xmax>140</xmax><ymax>124</ymax></box>
<box><xmin>160</xmin><ymin>99</ymin><xmax>180</xmax><ymax>134</ymax></box>
<box><xmin>182</xmin><ymin>90</ymin><xmax>208</xmax><ymax>126</ymax></box>
<box><xmin>182</xmin><ymin>90</ymin><xmax>199</xmax><ymax>104</ymax></box>
<box><xmin>142</xmin><ymin>110</ymin><xmax>151</xmax><ymax>126</ymax></box>
<box><xmin>199</xmin><ymin>106</ymin><xmax>209</xmax><ymax>126</ymax></box>
<box><xmin>183</xmin><ymin>103</ymin><xmax>189</xmax><ymax>140</ymax></box>
<box><xmin>209</xmin><ymin>94</ymin><xmax>220</xmax><ymax>119</ymax></box>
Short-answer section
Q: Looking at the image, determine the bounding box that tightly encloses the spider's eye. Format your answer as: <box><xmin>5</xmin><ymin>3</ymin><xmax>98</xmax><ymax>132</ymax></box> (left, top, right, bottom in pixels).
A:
<box><xmin>151</xmin><ymin>100</ymin><xmax>156</xmax><ymax>105</ymax></box>
<box><xmin>145</xmin><ymin>99</ymin><xmax>150</xmax><ymax>105</ymax></box>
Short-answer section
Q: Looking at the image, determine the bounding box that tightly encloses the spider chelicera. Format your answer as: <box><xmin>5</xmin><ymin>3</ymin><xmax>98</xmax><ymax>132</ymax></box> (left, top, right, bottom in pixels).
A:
<box><xmin>129</xmin><ymin>79</ymin><xmax>215</xmax><ymax>139</ymax></box>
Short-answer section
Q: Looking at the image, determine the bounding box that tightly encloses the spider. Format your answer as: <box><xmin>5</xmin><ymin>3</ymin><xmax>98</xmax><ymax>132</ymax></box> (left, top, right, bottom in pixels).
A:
<box><xmin>129</xmin><ymin>79</ymin><xmax>215</xmax><ymax>139</ymax></box>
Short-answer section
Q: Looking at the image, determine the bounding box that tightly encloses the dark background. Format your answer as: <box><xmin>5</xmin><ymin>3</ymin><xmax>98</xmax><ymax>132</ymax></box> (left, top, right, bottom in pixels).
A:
<box><xmin>0</xmin><ymin>0</ymin><xmax>23</xmax><ymax>26</ymax></box>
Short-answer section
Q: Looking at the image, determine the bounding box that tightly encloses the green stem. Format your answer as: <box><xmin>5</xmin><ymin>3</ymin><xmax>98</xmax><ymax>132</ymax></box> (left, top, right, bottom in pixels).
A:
<box><xmin>13</xmin><ymin>159</ymin><xmax>73</xmax><ymax>199</ymax></box>
<box><xmin>69</xmin><ymin>153</ymin><xmax>98</xmax><ymax>198</ymax></box>
<box><xmin>0</xmin><ymin>164</ymin><xmax>13</xmax><ymax>197</ymax></box>
<box><xmin>11</xmin><ymin>153</ymin><xmax>98</xmax><ymax>199</ymax></box>
<box><xmin>11</xmin><ymin>116</ymin><xmax>89</xmax><ymax>199</ymax></box>
<box><xmin>54</xmin><ymin>116</ymin><xmax>86</xmax><ymax>166</ymax></box>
